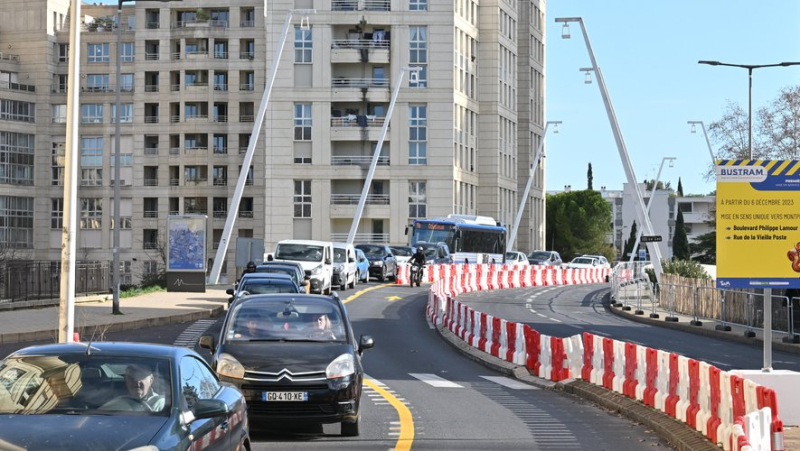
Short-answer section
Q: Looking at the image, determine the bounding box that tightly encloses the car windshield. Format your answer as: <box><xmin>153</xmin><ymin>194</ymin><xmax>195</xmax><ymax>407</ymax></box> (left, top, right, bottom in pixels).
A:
<box><xmin>255</xmin><ymin>266</ymin><xmax>296</xmax><ymax>280</ymax></box>
<box><xmin>390</xmin><ymin>247</ymin><xmax>412</xmax><ymax>257</ymax></box>
<box><xmin>334</xmin><ymin>248</ymin><xmax>346</xmax><ymax>263</ymax></box>
<box><xmin>0</xmin><ymin>355</ymin><xmax>172</xmax><ymax>415</ymax></box>
<box><xmin>505</xmin><ymin>252</ymin><xmax>518</xmax><ymax>260</ymax></box>
<box><xmin>239</xmin><ymin>280</ymin><xmax>298</xmax><ymax>294</ymax></box>
<box><xmin>572</xmin><ymin>257</ymin><xmax>595</xmax><ymax>265</ymax></box>
<box><xmin>358</xmin><ymin>245</ymin><xmax>386</xmax><ymax>257</ymax></box>
<box><xmin>529</xmin><ymin>251</ymin><xmax>551</xmax><ymax>260</ymax></box>
<box><xmin>226</xmin><ymin>298</ymin><xmax>346</xmax><ymax>343</ymax></box>
<box><xmin>275</xmin><ymin>244</ymin><xmax>323</xmax><ymax>262</ymax></box>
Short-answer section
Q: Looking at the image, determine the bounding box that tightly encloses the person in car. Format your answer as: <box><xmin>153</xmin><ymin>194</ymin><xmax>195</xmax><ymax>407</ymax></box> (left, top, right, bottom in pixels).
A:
<box><xmin>306</xmin><ymin>313</ymin><xmax>337</xmax><ymax>340</ymax></box>
<box><xmin>234</xmin><ymin>311</ymin><xmax>271</xmax><ymax>338</ymax></box>
<box><xmin>124</xmin><ymin>364</ymin><xmax>165</xmax><ymax>412</ymax></box>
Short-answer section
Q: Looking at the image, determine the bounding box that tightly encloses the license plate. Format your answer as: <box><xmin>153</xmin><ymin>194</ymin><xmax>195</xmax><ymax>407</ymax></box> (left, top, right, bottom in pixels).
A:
<box><xmin>262</xmin><ymin>391</ymin><xmax>308</xmax><ymax>402</ymax></box>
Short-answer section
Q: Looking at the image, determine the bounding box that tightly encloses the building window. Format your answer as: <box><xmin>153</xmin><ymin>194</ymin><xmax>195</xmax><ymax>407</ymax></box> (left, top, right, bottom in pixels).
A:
<box><xmin>52</xmin><ymin>104</ymin><xmax>68</xmax><ymax>123</ymax></box>
<box><xmin>409</xmin><ymin>181</ymin><xmax>427</xmax><ymax>218</ymax></box>
<box><xmin>294</xmin><ymin>26</ymin><xmax>312</xmax><ymax>63</ymax></box>
<box><xmin>81</xmin><ymin>137</ymin><xmax>103</xmax><ymax>167</ymax></box>
<box><xmin>52</xmin><ymin>142</ymin><xmax>65</xmax><ymax>186</ymax></box>
<box><xmin>79</xmin><ymin>198</ymin><xmax>102</xmax><ymax>229</ymax></box>
<box><xmin>294</xmin><ymin>103</ymin><xmax>312</xmax><ymax>141</ymax></box>
<box><xmin>294</xmin><ymin>180</ymin><xmax>311</xmax><ymax>218</ymax></box>
<box><xmin>86</xmin><ymin>73</ymin><xmax>109</xmax><ymax>91</ymax></box>
<box><xmin>143</xmin><ymin>229</ymin><xmax>159</xmax><ymax>249</ymax></box>
<box><xmin>409</xmin><ymin>0</ymin><xmax>427</xmax><ymax>10</ymax></box>
<box><xmin>0</xmin><ymin>196</ymin><xmax>33</xmax><ymax>248</ymax></box>
<box><xmin>81</xmin><ymin>104</ymin><xmax>104</xmax><ymax>123</ymax></box>
<box><xmin>81</xmin><ymin>168</ymin><xmax>103</xmax><ymax>186</ymax></box>
<box><xmin>111</xmin><ymin>103</ymin><xmax>133</xmax><ymax>123</ymax></box>
<box><xmin>120</xmin><ymin>42</ymin><xmax>135</xmax><ymax>62</ymax></box>
<box><xmin>144</xmin><ymin>260</ymin><xmax>160</xmax><ymax>275</ymax></box>
<box><xmin>120</xmin><ymin>73</ymin><xmax>134</xmax><ymax>92</ymax></box>
<box><xmin>0</xmin><ymin>132</ymin><xmax>34</xmax><ymax>186</ymax></box>
<box><xmin>409</xmin><ymin>26</ymin><xmax>428</xmax><ymax>87</ymax></box>
<box><xmin>0</xmin><ymin>99</ymin><xmax>35</xmax><ymax>122</ymax></box>
<box><xmin>51</xmin><ymin>198</ymin><xmax>63</xmax><ymax>229</ymax></box>
<box><xmin>58</xmin><ymin>43</ymin><xmax>69</xmax><ymax>62</ymax></box>
<box><xmin>87</xmin><ymin>43</ymin><xmax>110</xmax><ymax>63</ymax></box>
<box><xmin>409</xmin><ymin>104</ymin><xmax>427</xmax><ymax>165</ymax></box>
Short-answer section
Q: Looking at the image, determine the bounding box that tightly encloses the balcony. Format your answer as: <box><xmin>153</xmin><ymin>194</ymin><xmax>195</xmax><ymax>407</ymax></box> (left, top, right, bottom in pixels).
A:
<box><xmin>331</xmin><ymin>0</ymin><xmax>391</xmax><ymax>11</ymax></box>
<box><xmin>239</xmin><ymin>52</ymin><xmax>255</xmax><ymax>60</ymax></box>
<box><xmin>0</xmin><ymin>81</ymin><xmax>35</xmax><ymax>93</ymax></box>
<box><xmin>144</xmin><ymin>178</ymin><xmax>158</xmax><ymax>186</ymax></box>
<box><xmin>169</xmin><ymin>178</ymin><xmax>179</xmax><ymax>186</ymax></box>
<box><xmin>332</xmin><ymin>77</ymin><xmax>388</xmax><ymax>88</ymax></box>
<box><xmin>331</xmin><ymin>78</ymin><xmax>390</xmax><ymax>102</ymax></box>
<box><xmin>173</xmin><ymin>19</ymin><xmax>229</xmax><ymax>29</ymax></box>
<box><xmin>0</xmin><ymin>52</ymin><xmax>21</xmax><ymax>63</ymax></box>
<box><xmin>51</xmin><ymin>84</ymin><xmax>68</xmax><ymax>94</ymax></box>
<box><xmin>331</xmin><ymin>116</ymin><xmax>388</xmax><ymax>141</ymax></box>
<box><xmin>238</xmin><ymin>211</ymin><xmax>254</xmax><ymax>219</ymax></box>
<box><xmin>143</xmin><ymin>211</ymin><xmax>158</xmax><ymax>218</ymax></box>
<box><xmin>145</xmin><ymin>84</ymin><xmax>159</xmax><ymax>92</ymax></box>
<box><xmin>144</xmin><ymin>148</ymin><xmax>159</xmax><ymax>155</ymax></box>
<box><xmin>331</xmin><ymin>155</ymin><xmax>389</xmax><ymax>166</ymax></box>
<box><xmin>331</xmin><ymin>40</ymin><xmax>389</xmax><ymax>64</ymax></box>
<box><xmin>144</xmin><ymin>52</ymin><xmax>159</xmax><ymax>61</ymax></box>
<box><xmin>214</xmin><ymin>84</ymin><xmax>228</xmax><ymax>92</ymax></box>
<box><xmin>240</xmin><ymin>20</ymin><xmax>254</xmax><ymax>27</ymax></box>
<box><xmin>144</xmin><ymin>116</ymin><xmax>159</xmax><ymax>123</ymax></box>
<box><xmin>239</xmin><ymin>83</ymin><xmax>254</xmax><ymax>91</ymax></box>
<box><xmin>213</xmin><ymin>115</ymin><xmax>228</xmax><ymax>123</ymax></box>
<box><xmin>81</xmin><ymin>86</ymin><xmax>112</xmax><ymax>93</ymax></box>
<box><xmin>331</xmin><ymin>194</ymin><xmax>389</xmax><ymax>205</ymax></box>
<box><xmin>331</xmin><ymin>232</ymin><xmax>388</xmax><ymax>243</ymax></box>
<box><xmin>213</xmin><ymin>178</ymin><xmax>227</xmax><ymax>186</ymax></box>
<box><xmin>240</xmin><ymin>115</ymin><xmax>254</xmax><ymax>123</ymax></box>
<box><xmin>169</xmin><ymin>147</ymin><xmax>180</xmax><ymax>155</ymax></box>
<box><xmin>213</xmin><ymin>210</ymin><xmax>227</xmax><ymax>219</ymax></box>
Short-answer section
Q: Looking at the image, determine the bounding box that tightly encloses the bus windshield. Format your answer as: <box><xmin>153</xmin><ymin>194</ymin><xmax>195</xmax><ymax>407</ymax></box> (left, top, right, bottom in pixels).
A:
<box><xmin>411</xmin><ymin>223</ymin><xmax>454</xmax><ymax>249</ymax></box>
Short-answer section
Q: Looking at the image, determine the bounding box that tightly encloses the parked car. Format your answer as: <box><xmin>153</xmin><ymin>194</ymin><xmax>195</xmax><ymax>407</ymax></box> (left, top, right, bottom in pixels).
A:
<box><xmin>527</xmin><ymin>250</ymin><xmax>563</xmax><ymax>267</ymax></box>
<box><xmin>255</xmin><ymin>262</ymin><xmax>309</xmax><ymax>293</ymax></box>
<box><xmin>332</xmin><ymin>242</ymin><xmax>357</xmax><ymax>291</ymax></box>
<box><xmin>565</xmin><ymin>256</ymin><xmax>600</xmax><ymax>269</ymax></box>
<box><xmin>504</xmin><ymin>251</ymin><xmax>530</xmax><ymax>267</ymax></box>
<box><xmin>355</xmin><ymin>248</ymin><xmax>370</xmax><ymax>283</ymax></box>
<box><xmin>389</xmin><ymin>245</ymin><xmax>415</xmax><ymax>265</ymax></box>
<box><xmin>227</xmin><ymin>273</ymin><xmax>303</xmax><ymax>305</ymax></box>
<box><xmin>581</xmin><ymin>255</ymin><xmax>611</xmax><ymax>269</ymax></box>
<box><xmin>355</xmin><ymin>244</ymin><xmax>398</xmax><ymax>282</ymax></box>
<box><xmin>200</xmin><ymin>293</ymin><xmax>374</xmax><ymax>436</ymax></box>
<box><xmin>414</xmin><ymin>241</ymin><xmax>454</xmax><ymax>265</ymax></box>
<box><xmin>0</xmin><ymin>342</ymin><xmax>249</xmax><ymax>450</ymax></box>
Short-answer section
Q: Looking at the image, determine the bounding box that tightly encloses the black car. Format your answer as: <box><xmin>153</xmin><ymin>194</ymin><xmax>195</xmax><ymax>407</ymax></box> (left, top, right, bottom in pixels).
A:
<box><xmin>0</xmin><ymin>342</ymin><xmax>249</xmax><ymax>451</ymax></box>
<box><xmin>354</xmin><ymin>244</ymin><xmax>398</xmax><ymax>281</ymax></box>
<box><xmin>200</xmin><ymin>293</ymin><xmax>374</xmax><ymax>436</ymax></box>
<box><xmin>255</xmin><ymin>262</ymin><xmax>310</xmax><ymax>293</ymax></box>
<box><xmin>226</xmin><ymin>273</ymin><xmax>303</xmax><ymax>305</ymax></box>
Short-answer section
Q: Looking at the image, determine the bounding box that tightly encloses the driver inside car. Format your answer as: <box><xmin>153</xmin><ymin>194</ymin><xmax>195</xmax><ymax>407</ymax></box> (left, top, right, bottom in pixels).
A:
<box><xmin>123</xmin><ymin>364</ymin><xmax>165</xmax><ymax>412</ymax></box>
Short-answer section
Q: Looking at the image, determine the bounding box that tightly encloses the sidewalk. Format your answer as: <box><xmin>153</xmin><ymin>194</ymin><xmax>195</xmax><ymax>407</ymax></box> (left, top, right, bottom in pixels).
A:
<box><xmin>0</xmin><ymin>287</ymin><xmax>228</xmax><ymax>345</ymax></box>
<box><xmin>608</xmin><ymin>295</ymin><xmax>800</xmax><ymax>449</ymax></box>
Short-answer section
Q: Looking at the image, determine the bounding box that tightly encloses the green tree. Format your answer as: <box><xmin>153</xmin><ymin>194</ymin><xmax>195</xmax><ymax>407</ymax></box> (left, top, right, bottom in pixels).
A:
<box><xmin>677</xmin><ymin>177</ymin><xmax>684</xmax><ymax>197</ymax></box>
<box><xmin>672</xmin><ymin>210</ymin><xmax>690</xmax><ymax>260</ymax></box>
<box><xmin>623</xmin><ymin>221</ymin><xmax>637</xmax><ymax>260</ymax></box>
<box><xmin>587</xmin><ymin>163</ymin><xmax>593</xmax><ymax>190</ymax></box>
<box><xmin>689</xmin><ymin>230</ymin><xmax>716</xmax><ymax>264</ymax></box>
<box><xmin>545</xmin><ymin>190</ymin><xmax>614</xmax><ymax>261</ymax></box>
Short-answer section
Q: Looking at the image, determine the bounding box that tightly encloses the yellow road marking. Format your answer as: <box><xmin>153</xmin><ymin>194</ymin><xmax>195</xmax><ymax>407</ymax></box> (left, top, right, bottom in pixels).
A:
<box><xmin>386</xmin><ymin>296</ymin><xmax>402</xmax><ymax>301</ymax></box>
<box><xmin>364</xmin><ymin>378</ymin><xmax>414</xmax><ymax>450</ymax></box>
<box><xmin>342</xmin><ymin>283</ymin><xmax>394</xmax><ymax>304</ymax></box>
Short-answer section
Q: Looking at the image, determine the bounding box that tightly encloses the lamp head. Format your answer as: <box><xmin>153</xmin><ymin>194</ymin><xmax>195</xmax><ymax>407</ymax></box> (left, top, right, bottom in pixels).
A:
<box><xmin>698</xmin><ymin>60</ymin><xmax>721</xmax><ymax>66</ymax></box>
<box><xmin>561</xmin><ymin>23</ymin><xmax>571</xmax><ymax>39</ymax></box>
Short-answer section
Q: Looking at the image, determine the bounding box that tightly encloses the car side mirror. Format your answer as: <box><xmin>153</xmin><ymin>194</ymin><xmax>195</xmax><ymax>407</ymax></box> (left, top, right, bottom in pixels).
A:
<box><xmin>349</xmin><ymin>257</ymin><xmax>355</xmax><ymax>263</ymax></box>
<box><xmin>359</xmin><ymin>335</ymin><xmax>374</xmax><ymax>354</ymax></box>
<box><xmin>198</xmin><ymin>335</ymin><xmax>215</xmax><ymax>352</ymax></box>
<box><xmin>325</xmin><ymin>257</ymin><xmax>332</xmax><ymax>265</ymax></box>
<box><xmin>226</xmin><ymin>288</ymin><xmax>234</xmax><ymax>295</ymax></box>
<box><xmin>267</xmin><ymin>254</ymin><xmax>274</xmax><ymax>261</ymax></box>
<box><xmin>191</xmin><ymin>398</ymin><xmax>229</xmax><ymax>421</ymax></box>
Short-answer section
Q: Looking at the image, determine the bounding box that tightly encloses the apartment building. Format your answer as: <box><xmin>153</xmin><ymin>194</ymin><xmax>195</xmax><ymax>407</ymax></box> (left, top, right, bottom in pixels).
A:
<box><xmin>676</xmin><ymin>195</ymin><xmax>715</xmax><ymax>245</ymax></box>
<box><xmin>0</xmin><ymin>0</ymin><xmax>548</xmax><ymax>284</ymax></box>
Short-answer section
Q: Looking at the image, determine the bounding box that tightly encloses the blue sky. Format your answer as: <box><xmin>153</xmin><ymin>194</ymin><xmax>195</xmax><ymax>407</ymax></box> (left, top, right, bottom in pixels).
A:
<box><xmin>545</xmin><ymin>1</ymin><xmax>800</xmax><ymax>196</ymax></box>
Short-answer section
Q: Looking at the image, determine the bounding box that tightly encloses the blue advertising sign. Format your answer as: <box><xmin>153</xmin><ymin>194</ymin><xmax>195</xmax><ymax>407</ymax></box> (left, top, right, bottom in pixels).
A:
<box><xmin>638</xmin><ymin>248</ymin><xmax>647</xmax><ymax>261</ymax></box>
<box><xmin>167</xmin><ymin>215</ymin><xmax>207</xmax><ymax>272</ymax></box>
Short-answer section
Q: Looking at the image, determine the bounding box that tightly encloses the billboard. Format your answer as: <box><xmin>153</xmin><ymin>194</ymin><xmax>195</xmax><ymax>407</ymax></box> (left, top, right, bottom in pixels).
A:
<box><xmin>716</xmin><ymin>160</ymin><xmax>800</xmax><ymax>289</ymax></box>
<box><xmin>167</xmin><ymin>215</ymin><xmax>207</xmax><ymax>272</ymax></box>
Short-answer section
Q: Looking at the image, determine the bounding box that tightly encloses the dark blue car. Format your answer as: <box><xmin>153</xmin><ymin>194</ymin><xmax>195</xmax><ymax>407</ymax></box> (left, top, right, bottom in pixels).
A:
<box><xmin>0</xmin><ymin>342</ymin><xmax>250</xmax><ymax>451</ymax></box>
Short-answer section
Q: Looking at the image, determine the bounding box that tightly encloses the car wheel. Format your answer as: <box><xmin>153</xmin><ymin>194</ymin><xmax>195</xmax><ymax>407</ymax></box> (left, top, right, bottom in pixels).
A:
<box><xmin>349</xmin><ymin>273</ymin><xmax>356</xmax><ymax>289</ymax></box>
<box><xmin>379</xmin><ymin>267</ymin><xmax>386</xmax><ymax>282</ymax></box>
<box><xmin>341</xmin><ymin>414</ymin><xmax>361</xmax><ymax>437</ymax></box>
<box><xmin>341</xmin><ymin>274</ymin><xmax>347</xmax><ymax>291</ymax></box>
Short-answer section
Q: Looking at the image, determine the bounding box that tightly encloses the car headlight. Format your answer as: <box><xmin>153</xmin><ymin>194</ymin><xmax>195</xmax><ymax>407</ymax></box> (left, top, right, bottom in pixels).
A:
<box><xmin>326</xmin><ymin>353</ymin><xmax>355</xmax><ymax>379</ymax></box>
<box><xmin>311</xmin><ymin>264</ymin><xmax>324</xmax><ymax>275</ymax></box>
<box><xmin>217</xmin><ymin>353</ymin><xmax>246</xmax><ymax>379</ymax></box>
<box><xmin>372</xmin><ymin>260</ymin><xmax>383</xmax><ymax>267</ymax></box>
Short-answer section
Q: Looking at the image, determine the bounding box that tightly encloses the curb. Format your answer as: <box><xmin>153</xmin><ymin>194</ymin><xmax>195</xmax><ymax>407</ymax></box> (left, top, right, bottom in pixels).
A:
<box><xmin>432</xmin><ymin>320</ymin><xmax>716</xmax><ymax>450</ymax></box>
<box><xmin>606</xmin><ymin>300</ymin><xmax>800</xmax><ymax>356</ymax></box>
<box><xmin>0</xmin><ymin>305</ymin><xmax>224</xmax><ymax>345</ymax></box>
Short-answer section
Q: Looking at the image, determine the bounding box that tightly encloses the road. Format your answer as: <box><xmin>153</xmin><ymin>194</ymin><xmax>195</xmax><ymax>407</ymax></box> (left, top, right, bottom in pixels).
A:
<box><xmin>1</xmin><ymin>282</ymin><xmax>673</xmax><ymax>450</ymax></box>
<box><xmin>455</xmin><ymin>283</ymin><xmax>800</xmax><ymax>372</ymax></box>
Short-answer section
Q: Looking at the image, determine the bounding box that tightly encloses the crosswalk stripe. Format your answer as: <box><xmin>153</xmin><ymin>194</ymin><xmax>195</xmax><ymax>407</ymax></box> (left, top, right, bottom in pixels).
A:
<box><xmin>478</xmin><ymin>376</ymin><xmax>539</xmax><ymax>389</ymax></box>
<box><xmin>408</xmin><ymin>373</ymin><xmax>463</xmax><ymax>388</ymax></box>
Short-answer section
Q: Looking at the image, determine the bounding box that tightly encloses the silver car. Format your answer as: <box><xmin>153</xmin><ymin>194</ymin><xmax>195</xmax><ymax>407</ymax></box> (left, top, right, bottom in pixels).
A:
<box><xmin>527</xmin><ymin>250</ymin><xmax>562</xmax><ymax>267</ymax></box>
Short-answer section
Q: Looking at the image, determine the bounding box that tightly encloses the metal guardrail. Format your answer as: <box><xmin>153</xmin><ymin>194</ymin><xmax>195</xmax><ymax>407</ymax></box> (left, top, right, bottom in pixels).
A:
<box><xmin>331</xmin><ymin>194</ymin><xmax>390</xmax><ymax>205</ymax></box>
<box><xmin>331</xmin><ymin>156</ymin><xmax>389</xmax><ymax>166</ymax></box>
<box><xmin>331</xmin><ymin>233</ymin><xmax>389</xmax><ymax>243</ymax></box>
<box><xmin>0</xmin><ymin>262</ymin><xmax>111</xmax><ymax>303</ymax></box>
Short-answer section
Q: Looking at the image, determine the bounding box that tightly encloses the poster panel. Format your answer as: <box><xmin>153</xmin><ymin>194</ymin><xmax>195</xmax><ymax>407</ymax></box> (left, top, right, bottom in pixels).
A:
<box><xmin>167</xmin><ymin>215</ymin><xmax>207</xmax><ymax>272</ymax></box>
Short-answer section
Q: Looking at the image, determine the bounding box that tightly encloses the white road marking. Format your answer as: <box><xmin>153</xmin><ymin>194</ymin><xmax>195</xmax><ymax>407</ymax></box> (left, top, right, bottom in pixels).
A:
<box><xmin>479</xmin><ymin>376</ymin><xmax>539</xmax><ymax>390</ymax></box>
<box><xmin>549</xmin><ymin>317</ymin><xmax>562</xmax><ymax>323</ymax></box>
<box><xmin>408</xmin><ymin>373</ymin><xmax>464</xmax><ymax>388</ymax></box>
<box><xmin>536</xmin><ymin>313</ymin><xmax>547</xmax><ymax>318</ymax></box>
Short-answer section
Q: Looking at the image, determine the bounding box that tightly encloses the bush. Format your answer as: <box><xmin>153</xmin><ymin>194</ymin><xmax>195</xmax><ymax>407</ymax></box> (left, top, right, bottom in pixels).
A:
<box><xmin>660</xmin><ymin>259</ymin><xmax>711</xmax><ymax>280</ymax></box>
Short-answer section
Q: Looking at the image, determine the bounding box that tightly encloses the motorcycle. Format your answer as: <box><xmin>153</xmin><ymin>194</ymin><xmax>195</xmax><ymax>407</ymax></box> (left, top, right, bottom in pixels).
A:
<box><xmin>409</xmin><ymin>263</ymin><xmax>424</xmax><ymax>287</ymax></box>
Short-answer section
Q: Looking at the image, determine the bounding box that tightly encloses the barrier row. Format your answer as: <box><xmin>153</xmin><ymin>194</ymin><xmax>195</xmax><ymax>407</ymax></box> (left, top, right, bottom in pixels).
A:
<box><xmin>398</xmin><ymin>263</ymin><xmax>609</xmax><ymax>289</ymax></box>
<box><xmin>425</xmin><ymin>271</ymin><xmax>783</xmax><ymax>450</ymax></box>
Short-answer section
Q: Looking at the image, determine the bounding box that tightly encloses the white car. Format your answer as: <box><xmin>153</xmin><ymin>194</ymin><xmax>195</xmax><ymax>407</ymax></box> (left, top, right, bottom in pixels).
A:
<box><xmin>565</xmin><ymin>256</ymin><xmax>600</xmax><ymax>269</ymax></box>
<box><xmin>504</xmin><ymin>251</ymin><xmax>530</xmax><ymax>267</ymax></box>
<box><xmin>581</xmin><ymin>255</ymin><xmax>611</xmax><ymax>269</ymax></box>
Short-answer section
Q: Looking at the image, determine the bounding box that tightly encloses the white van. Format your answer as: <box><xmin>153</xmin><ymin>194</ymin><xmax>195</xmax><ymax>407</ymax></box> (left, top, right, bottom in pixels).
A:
<box><xmin>332</xmin><ymin>242</ymin><xmax>357</xmax><ymax>290</ymax></box>
<box><xmin>269</xmin><ymin>240</ymin><xmax>334</xmax><ymax>294</ymax></box>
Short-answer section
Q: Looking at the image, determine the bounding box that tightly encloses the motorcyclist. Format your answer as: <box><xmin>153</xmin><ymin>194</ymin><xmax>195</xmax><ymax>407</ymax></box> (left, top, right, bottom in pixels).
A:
<box><xmin>410</xmin><ymin>247</ymin><xmax>426</xmax><ymax>268</ymax></box>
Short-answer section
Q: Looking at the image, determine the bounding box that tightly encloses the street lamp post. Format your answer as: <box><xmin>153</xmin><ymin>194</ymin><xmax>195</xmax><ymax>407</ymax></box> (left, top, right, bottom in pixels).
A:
<box><xmin>698</xmin><ymin>60</ymin><xmax>800</xmax><ymax>372</ymax></box>
<box><xmin>507</xmin><ymin>120</ymin><xmax>561</xmax><ymax>252</ymax></box>
<box><xmin>555</xmin><ymin>17</ymin><xmax>665</xmax><ymax>284</ymax></box>
<box><xmin>697</xmin><ymin>61</ymin><xmax>800</xmax><ymax>159</ymax></box>
<box><xmin>687</xmin><ymin>120</ymin><xmax>717</xmax><ymax>168</ymax></box>
<box><xmin>208</xmin><ymin>9</ymin><xmax>316</xmax><ymax>285</ymax></box>
<box><xmin>628</xmin><ymin>157</ymin><xmax>676</xmax><ymax>265</ymax></box>
<box><xmin>346</xmin><ymin>66</ymin><xmax>421</xmax><ymax>245</ymax></box>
